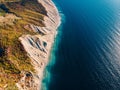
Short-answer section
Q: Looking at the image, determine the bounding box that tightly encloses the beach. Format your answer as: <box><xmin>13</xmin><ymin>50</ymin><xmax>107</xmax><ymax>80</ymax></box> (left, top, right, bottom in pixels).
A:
<box><xmin>17</xmin><ymin>0</ymin><xmax>61</xmax><ymax>90</ymax></box>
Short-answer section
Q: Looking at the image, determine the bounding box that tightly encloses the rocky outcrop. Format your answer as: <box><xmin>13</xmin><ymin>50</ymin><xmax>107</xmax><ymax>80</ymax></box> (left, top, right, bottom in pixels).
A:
<box><xmin>16</xmin><ymin>0</ymin><xmax>61</xmax><ymax>90</ymax></box>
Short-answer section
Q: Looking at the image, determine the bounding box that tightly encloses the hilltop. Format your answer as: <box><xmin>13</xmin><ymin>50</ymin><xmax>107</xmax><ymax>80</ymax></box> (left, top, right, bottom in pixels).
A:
<box><xmin>0</xmin><ymin>0</ymin><xmax>47</xmax><ymax>89</ymax></box>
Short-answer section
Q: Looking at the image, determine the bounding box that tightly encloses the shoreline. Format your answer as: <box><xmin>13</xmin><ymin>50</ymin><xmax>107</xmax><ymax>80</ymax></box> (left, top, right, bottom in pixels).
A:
<box><xmin>17</xmin><ymin>0</ymin><xmax>61</xmax><ymax>90</ymax></box>
<box><xmin>41</xmin><ymin>1</ymin><xmax>65</xmax><ymax>89</ymax></box>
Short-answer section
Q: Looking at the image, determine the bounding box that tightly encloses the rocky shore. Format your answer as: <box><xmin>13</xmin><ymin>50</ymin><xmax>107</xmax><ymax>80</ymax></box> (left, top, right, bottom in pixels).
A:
<box><xmin>17</xmin><ymin>0</ymin><xmax>61</xmax><ymax>90</ymax></box>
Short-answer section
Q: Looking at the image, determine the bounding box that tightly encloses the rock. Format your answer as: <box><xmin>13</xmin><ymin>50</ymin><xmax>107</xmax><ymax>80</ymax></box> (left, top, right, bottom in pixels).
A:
<box><xmin>17</xmin><ymin>0</ymin><xmax>61</xmax><ymax>90</ymax></box>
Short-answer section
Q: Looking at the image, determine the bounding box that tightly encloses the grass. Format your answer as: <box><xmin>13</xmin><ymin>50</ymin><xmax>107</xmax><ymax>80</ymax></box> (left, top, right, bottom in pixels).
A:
<box><xmin>0</xmin><ymin>8</ymin><xmax>5</xmax><ymax>16</ymax></box>
<box><xmin>0</xmin><ymin>0</ymin><xmax>47</xmax><ymax>89</ymax></box>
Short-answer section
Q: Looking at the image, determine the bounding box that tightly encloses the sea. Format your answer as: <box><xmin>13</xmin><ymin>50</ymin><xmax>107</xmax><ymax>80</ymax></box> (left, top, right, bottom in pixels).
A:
<box><xmin>42</xmin><ymin>0</ymin><xmax>120</xmax><ymax>90</ymax></box>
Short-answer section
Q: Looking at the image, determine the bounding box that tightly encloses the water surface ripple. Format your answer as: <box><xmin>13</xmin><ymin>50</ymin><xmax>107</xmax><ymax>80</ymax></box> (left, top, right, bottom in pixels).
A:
<box><xmin>46</xmin><ymin>0</ymin><xmax>120</xmax><ymax>90</ymax></box>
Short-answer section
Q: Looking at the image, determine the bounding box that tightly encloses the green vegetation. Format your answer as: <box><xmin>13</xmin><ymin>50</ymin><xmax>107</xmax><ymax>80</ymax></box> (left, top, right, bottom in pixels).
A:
<box><xmin>0</xmin><ymin>8</ymin><xmax>5</xmax><ymax>16</ymax></box>
<box><xmin>0</xmin><ymin>0</ymin><xmax>47</xmax><ymax>89</ymax></box>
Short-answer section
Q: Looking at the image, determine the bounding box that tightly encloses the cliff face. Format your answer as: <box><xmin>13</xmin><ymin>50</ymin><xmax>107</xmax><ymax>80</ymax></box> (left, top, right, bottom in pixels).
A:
<box><xmin>0</xmin><ymin>0</ymin><xmax>60</xmax><ymax>89</ymax></box>
<box><xmin>17</xmin><ymin>0</ymin><xmax>60</xmax><ymax>90</ymax></box>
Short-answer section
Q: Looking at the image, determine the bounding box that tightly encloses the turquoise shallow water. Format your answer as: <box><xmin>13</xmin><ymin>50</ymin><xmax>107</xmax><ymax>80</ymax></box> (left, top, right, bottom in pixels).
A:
<box><xmin>41</xmin><ymin>2</ymin><xmax>65</xmax><ymax>90</ymax></box>
<box><xmin>42</xmin><ymin>0</ymin><xmax>120</xmax><ymax>90</ymax></box>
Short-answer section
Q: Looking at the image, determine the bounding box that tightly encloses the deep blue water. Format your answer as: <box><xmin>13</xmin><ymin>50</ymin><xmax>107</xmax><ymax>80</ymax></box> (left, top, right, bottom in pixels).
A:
<box><xmin>42</xmin><ymin>0</ymin><xmax>120</xmax><ymax>90</ymax></box>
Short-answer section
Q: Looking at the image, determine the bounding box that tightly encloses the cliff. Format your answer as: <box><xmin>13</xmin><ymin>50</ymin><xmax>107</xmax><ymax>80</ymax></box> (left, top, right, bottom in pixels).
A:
<box><xmin>0</xmin><ymin>0</ymin><xmax>60</xmax><ymax>90</ymax></box>
<box><xmin>17</xmin><ymin>0</ymin><xmax>60</xmax><ymax>89</ymax></box>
